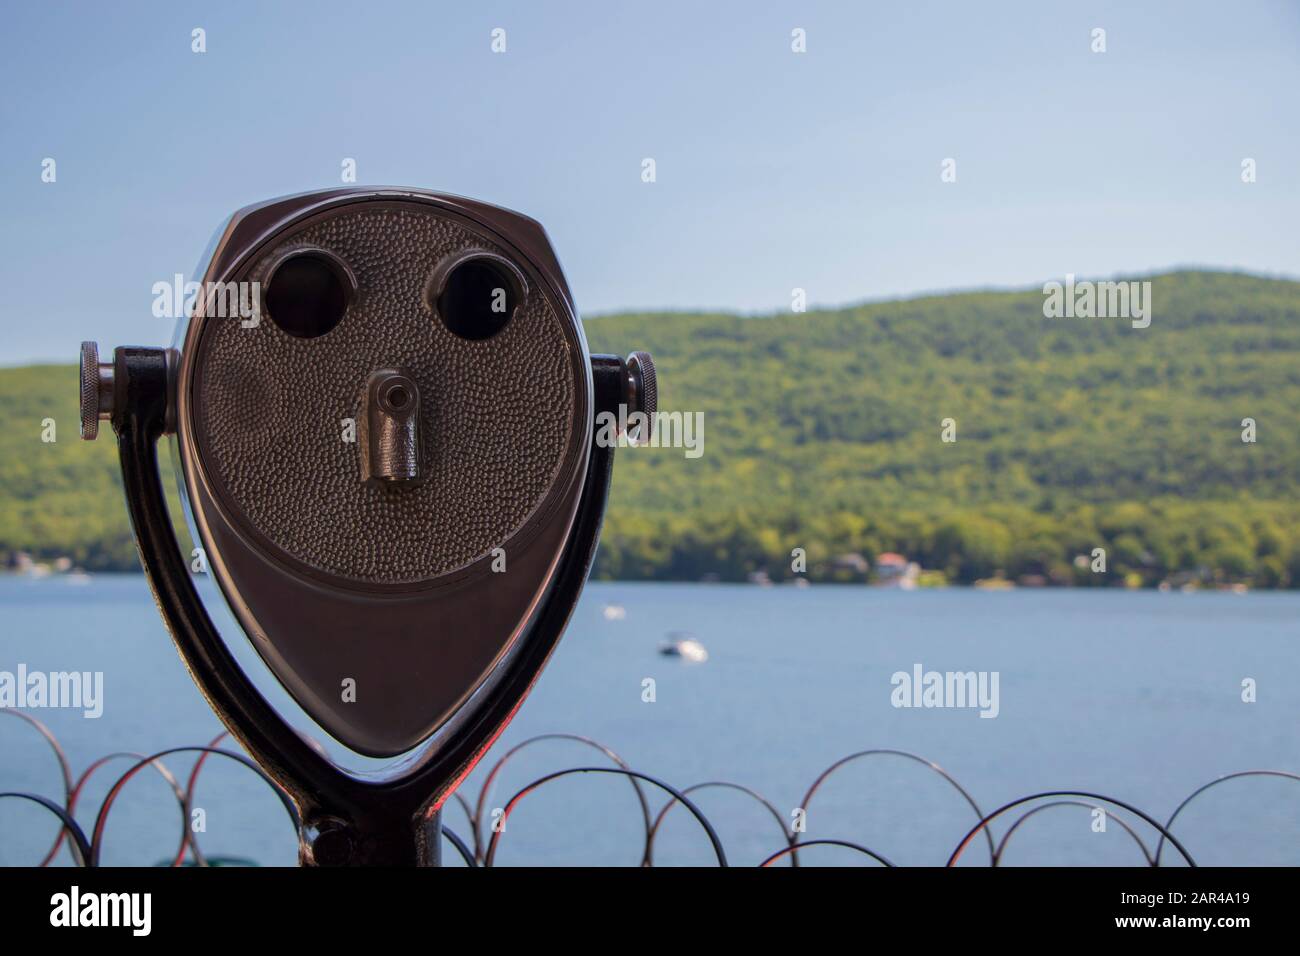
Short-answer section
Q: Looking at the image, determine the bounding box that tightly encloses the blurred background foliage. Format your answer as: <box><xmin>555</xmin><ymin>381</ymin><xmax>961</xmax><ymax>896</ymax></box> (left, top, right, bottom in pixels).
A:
<box><xmin>585</xmin><ymin>269</ymin><xmax>1300</xmax><ymax>587</ymax></box>
<box><xmin>3</xmin><ymin>269</ymin><xmax>1299</xmax><ymax>587</ymax></box>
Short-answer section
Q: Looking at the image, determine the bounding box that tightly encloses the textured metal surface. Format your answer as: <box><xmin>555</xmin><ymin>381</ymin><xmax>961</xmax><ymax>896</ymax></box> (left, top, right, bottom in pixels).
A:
<box><xmin>635</xmin><ymin>352</ymin><xmax>657</xmax><ymax>422</ymax></box>
<box><xmin>190</xmin><ymin>202</ymin><xmax>578</xmax><ymax>586</ymax></box>
<box><xmin>627</xmin><ymin>350</ymin><xmax>657</xmax><ymax>441</ymax></box>
<box><xmin>78</xmin><ymin>341</ymin><xmax>100</xmax><ymax>440</ymax></box>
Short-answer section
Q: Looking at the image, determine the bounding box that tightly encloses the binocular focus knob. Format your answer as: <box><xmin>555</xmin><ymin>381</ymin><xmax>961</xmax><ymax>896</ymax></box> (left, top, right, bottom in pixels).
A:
<box><xmin>623</xmin><ymin>350</ymin><xmax>657</xmax><ymax>443</ymax></box>
<box><xmin>78</xmin><ymin>341</ymin><xmax>115</xmax><ymax>441</ymax></box>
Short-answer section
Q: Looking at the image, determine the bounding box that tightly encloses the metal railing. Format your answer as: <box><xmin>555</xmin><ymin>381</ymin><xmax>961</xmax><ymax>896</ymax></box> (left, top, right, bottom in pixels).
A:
<box><xmin>3</xmin><ymin>710</ymin><xmax>1296</xmax><ymax>867</ymax></box>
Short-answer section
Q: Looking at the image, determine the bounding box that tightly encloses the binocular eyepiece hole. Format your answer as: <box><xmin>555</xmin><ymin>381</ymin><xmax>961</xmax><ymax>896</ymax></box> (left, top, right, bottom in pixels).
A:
<box><xmin>264</xmin><ymin>249</ymin><xmax>355</xmax><ymax>339</ymax></box>
<box><xmin>431</xmin><ymin>253</ymin><xmax>525</xmax><ymax>341</ymax></box>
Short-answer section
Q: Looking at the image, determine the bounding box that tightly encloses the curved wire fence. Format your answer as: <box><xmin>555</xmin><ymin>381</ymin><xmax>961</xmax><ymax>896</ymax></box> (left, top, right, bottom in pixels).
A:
<box><xmin>2</xmin><ymin>711</ymin><xmax>1295</xmax><ymax>868</ymax></box>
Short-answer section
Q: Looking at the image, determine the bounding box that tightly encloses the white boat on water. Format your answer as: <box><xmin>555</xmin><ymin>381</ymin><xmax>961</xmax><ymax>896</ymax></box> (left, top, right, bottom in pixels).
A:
<box><xmin>659</xmin><ymin>633</ymin><xmax>708</xmax><ymax>663</ymax></box>
<box><xmin>602</xmin><ymin>604</ymin><xmax>627</xmax><ymax>621</ymax></box>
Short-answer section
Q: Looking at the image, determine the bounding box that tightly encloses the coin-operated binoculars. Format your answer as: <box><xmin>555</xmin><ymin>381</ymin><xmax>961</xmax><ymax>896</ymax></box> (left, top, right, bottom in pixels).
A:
<box><xmin>79</xmin><ymin>188</ymin><xmax>656</xmax><ymax>865</ymax></box>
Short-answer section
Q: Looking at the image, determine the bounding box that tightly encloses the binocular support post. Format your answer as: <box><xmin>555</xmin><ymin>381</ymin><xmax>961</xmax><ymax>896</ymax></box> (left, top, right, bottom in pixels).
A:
<box><xmin>109</xmin><ymin>346</ymin><xmax>624</xmax><ymax>865</ymax></box>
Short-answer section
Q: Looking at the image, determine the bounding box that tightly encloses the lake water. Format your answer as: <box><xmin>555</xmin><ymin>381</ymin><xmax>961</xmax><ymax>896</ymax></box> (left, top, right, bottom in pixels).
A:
<box><xmin>1</xmin><ymin>576</ymin><xmax>1297</xmax><ymax>867</ymax></box>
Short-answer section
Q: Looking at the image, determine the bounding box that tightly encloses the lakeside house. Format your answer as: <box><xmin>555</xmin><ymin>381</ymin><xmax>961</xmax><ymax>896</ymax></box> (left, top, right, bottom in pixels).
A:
<box><xmin>874</xmin><ymin>552</ymin><xmax>920</xmax><ymax>589</ymax></box>
<box><xmin>830</xmin><ymin>552</ymin><xmax>870</xmax><ymax>578</ymax></box>
<box><xmin>2</xmin><ymin>551</ymin><xmax>83</xmax><ymax>578</ymax></box>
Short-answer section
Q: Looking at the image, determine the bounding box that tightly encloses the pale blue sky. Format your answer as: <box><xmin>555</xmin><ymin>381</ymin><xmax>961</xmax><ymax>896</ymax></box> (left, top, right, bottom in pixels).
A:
<box><xmin>1</xmin><ymin>0</ymin><xmax>1297</xmax><ymax>363</ymax></box>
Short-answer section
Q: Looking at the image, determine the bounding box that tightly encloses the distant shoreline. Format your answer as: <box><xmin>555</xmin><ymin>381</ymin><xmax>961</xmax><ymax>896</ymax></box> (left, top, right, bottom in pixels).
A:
<box><xmin>0</xmin><ymin>567</ymin><xmax>1281</xmax><ymax>594</ymax></box>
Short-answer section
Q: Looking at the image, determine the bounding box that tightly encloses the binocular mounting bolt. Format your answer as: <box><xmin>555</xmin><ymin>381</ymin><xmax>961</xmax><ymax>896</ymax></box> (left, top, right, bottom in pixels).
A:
<box><xmin>308</xmin><ymin>820</ymin><xmax>355</xmax><ymax>867</ymax></box>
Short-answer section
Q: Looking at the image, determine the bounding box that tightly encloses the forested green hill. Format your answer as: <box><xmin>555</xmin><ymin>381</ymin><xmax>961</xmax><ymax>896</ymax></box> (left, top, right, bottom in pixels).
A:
<box><xmin>4</xmin><ymin>269</ymin><xmax>1300</xmax><ymax>586</ymax></box>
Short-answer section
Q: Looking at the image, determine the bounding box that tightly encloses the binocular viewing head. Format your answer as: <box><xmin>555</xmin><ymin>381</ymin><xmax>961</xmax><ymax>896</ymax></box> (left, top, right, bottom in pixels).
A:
<box><xmin>79</xmin><ymin>187</ymin><xmax>655</xmax><ymax>863</ymax></box>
